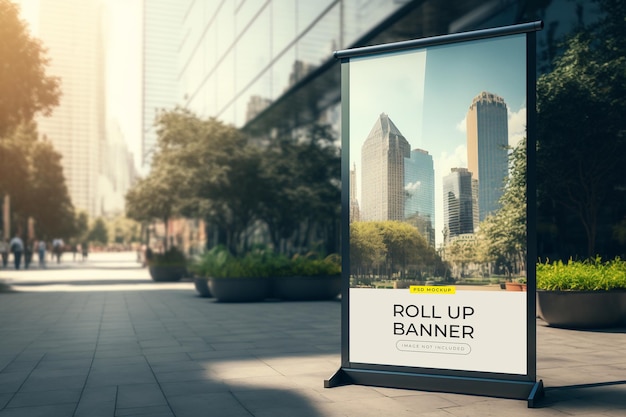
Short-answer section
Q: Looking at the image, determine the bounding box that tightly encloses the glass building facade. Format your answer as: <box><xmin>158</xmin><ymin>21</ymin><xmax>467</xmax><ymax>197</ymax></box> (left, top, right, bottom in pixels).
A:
<box><xmin>443</xmin><ymin>168</ymin><xmax>474</xmax><ymax>241</ymax></box>
<box><xmin>172</xmin><ymin>0</ymin><xmax>596</xmax><ymax>142</ymax></box>
<box><xmin>466</xmin><ymin>91</ymin><xmax>509</xmax><ymax>222</ymax></box>
<box><xmin>360</xmin><ymin>113</ymin><xmax>410</xmax><ymax>222</ymax></box>
<box><xmin>404</xmin><ymin>149</ymin><xmax>435</xmax><ymax>247</ymax></box>
<box><xmin>143</xmin><ymin>0</ymin><xmax>187</xmax><ymax>168</ymax></box>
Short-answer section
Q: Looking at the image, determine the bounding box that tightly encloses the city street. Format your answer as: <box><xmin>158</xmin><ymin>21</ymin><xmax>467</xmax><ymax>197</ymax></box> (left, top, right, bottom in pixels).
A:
<box><xmin>0</xmin><ymin>251</ymin><xmax>624</xmax><ymax>416</ymax></box>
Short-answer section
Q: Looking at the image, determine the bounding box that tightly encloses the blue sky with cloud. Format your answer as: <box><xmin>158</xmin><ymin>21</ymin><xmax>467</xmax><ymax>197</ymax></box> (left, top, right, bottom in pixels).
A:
<box><xmin>348</xmin><ymin>33</ymin><xmax>527</xmax><ymax>245</ymax></box>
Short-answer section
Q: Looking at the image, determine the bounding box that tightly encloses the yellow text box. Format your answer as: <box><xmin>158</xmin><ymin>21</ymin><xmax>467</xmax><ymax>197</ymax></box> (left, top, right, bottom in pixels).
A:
<box><xmin>409</xmin><ymin>285</ymin><xmax>456</xmax><ymax>294</ymax></box>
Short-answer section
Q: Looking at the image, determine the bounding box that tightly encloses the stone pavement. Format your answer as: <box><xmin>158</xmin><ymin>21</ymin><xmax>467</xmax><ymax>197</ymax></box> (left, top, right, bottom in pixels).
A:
<box><xmin>0</xmin><ymin>252</ymin><xmax>624</xmax><ymax>417</ymax></box>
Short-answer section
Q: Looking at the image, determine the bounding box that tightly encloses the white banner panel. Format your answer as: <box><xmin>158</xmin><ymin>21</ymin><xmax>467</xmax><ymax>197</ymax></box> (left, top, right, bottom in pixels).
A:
<box><xmin>349</xmin><ymin>288</ymin><xmax>527</xmax><ymax>374</ymax></box>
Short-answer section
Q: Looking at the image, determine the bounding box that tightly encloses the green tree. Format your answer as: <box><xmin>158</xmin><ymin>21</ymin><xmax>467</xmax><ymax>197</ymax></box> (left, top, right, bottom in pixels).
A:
<box><xmin>125</xmin><ymin>170</ymin><xmax>179</xmax><ymax>249</ymax></box>
<box><xmin>259</xmin><ymin>124</ymin><xmax>340</xmax><ymax>255</ymax></box>
<box><xmin>28</xmin><ymin>139</ymin><xmax>76</xmax><ymax>240</ymax></box>
<box><xmin>74</xmin><ymin>211</ymin><xmax>89</xmax><ymax>243</ymax></box>
<box><xmin>88</xmin><ymin>217</ymin><xmax>108</xmax><ymax>245</ymax></box>
<box><xmin>0</xmin><ymin>0</ymin><xmax>60</xmax><ymax>137</ymax></box>
<box><xmin>477</xmin><ymin>138</ymin><xmax>527</xmax><ymax>277</ymax></box>
<box><xmin>537</xmin><ymin>0</ymin><xmax>626</xmax><ymax>258</ymax></box>
<box><xmin>350</xmin><ymin>221</ymin><xmax>386</xmax><ymax>283</ymax></box>
<box><xmin>153</xmin><ymin>107</ymin><xmax>263</xmax><ymax>255</ymax></box>
<box><xmin>350</xmin><ymin>221</ymin><xmax>438</xmax><ymax>281</ymax></box>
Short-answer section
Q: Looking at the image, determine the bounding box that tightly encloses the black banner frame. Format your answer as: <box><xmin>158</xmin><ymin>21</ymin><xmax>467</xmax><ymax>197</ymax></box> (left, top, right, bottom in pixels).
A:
<box><xmin>326</xmin><ymin>21</ymin><xmax>544</xmax><ymax>408</ymax></box>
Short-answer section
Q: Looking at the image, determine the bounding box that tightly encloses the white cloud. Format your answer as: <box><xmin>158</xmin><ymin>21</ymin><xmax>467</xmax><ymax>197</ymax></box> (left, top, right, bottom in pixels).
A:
<box><xmin>456</xmin><ymin>115</ymin><xmax>467</xmax><ymax>133</ymax></box>
<box><xmin>508</xmin><ymin>107</ymin><xmax>526</xmax><ymax>147</ymax></box>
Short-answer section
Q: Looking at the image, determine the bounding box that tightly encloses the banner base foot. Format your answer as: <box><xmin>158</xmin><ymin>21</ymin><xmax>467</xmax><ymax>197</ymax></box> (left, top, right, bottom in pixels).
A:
<box><xmin>324</xmin><ymin>368</ymin><xmax>350</xmax><ymax>388</ymax></box>
<box><xmin>527</xmin><ymin>379</ymin><xmax>545</xmax><ymax>408</ymax></box>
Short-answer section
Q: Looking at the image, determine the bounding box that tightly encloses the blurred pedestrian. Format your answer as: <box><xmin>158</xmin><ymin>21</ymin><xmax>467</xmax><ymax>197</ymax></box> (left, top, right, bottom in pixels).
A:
<box><xmin>9</xmin><ymin>234</ymin><xmax>24</xmax><ymax>270</ymax></box>
<box><xmin>81</xmin><ymin>242</ymin><xmax>88</xmax><ymax>261</ymax></box>
<box><xmin>0</xmin><ymin>238</ymin><xmax>8</xmax><ymax>268</ymax></box>
<box><xmin>24</xmin><ymin>239</ymin><xmax>33</xmax><ymax>269</ymax></box>
<box><xmin>52</xmin><ymin>238</ymin><xmax>63</xmax><ymax>264</ymax></box>
<box><xmin>37</xmin><ymin>239</ymin><xmax>46</xmax><ymax>268</ymax></box>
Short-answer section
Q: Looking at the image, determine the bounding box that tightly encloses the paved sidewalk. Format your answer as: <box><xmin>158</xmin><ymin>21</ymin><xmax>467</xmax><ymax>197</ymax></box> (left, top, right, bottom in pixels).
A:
<box><xmin>0</xmin><ymin>252</ymin><xmax>625</xmax><ymax>416</ymax></box>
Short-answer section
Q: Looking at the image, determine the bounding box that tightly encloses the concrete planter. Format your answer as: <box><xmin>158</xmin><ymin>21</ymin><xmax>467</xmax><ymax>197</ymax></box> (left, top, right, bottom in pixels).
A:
<box><xmin>208</xmin><ymin>276</ymin><xmax>271</xmax><ymax>302</ymax></box>
<box><xmin>148</xmin><ymin>265</ymin><xmax>186</xmax><ymax>282</ymax></box>
<box><xmin>194</xmin><ymin>277</ymin><xmax>212</xmax><ymax>297</ymax></box>
<box><xmin>537</xmin><ymin>290</ymin><xmax>626</xmax><ymax>329</ymax></box>
<box><xmin>272</xmin><ymin>275</ymin><xmax>341</xmax><ymax>301</ymax></box>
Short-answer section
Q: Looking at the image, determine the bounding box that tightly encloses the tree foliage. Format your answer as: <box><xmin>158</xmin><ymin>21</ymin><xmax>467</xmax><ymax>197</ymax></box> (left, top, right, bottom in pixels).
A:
<box><xmin>0</xmin><ymin>0</ymin><xmax>60</xmax><ymax>137</ymax></box>
<box><xmin>350</xmin><ymin>221</ymin><xmax>440</xmax><ymax>282</ymax></box>
<box><xmin>88</xmin><ymin>217</ymin><xmax>108</xmax><ymax>245</ymax></box>
<box><xmin>258</xmin><ymin>124</ymin><xmax>341</xmax><ymax>254</ymax></box>
<box><xmin>537</xmin><ymin>0</ymin><xmax>626</xmax><ymax>258</ymax></box>
<box><xmin>477</xmin><ymin>138</ymin><xmax>527</xmax><ymax>276</ymax></box>
<box><xmin>126</xmin><ymin>107</ymin><xmax>341</xmax><ymax>256</ymax></box>
<box><xmin>27</xmin><ymin>138</ymin><xmax>76</xmax><ymax>239</ymax></box>
<box><xmin>0</xmin><ymin>122</ymin><xmax>75</xmax><ymax>240</ymax></box>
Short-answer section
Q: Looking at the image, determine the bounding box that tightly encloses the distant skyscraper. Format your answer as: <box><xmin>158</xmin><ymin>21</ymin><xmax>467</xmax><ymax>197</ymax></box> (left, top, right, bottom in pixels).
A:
<box><xmin>466</xmin><ymin>91</ymin><xmax>508</xmax><ymax>222</ymax></box>
<box><xmin>443</xmin><ymin>168</ymin><xmax>474</xmax><ymax>241</ymax></box>
<box><xmin>404</xmin><ymin>148</ymin><xmax>435</xmax><ymax>246</ymax></box>
<box><xmin>350</xmin><ymin>164</ymin><xmax>360</xmax><ymax>222</ymax></box>
<box><xmin>142</xmin><ymin>0</ymin><xmax>185</xmax><ymax>168</ymax></box>
<box><xmin>361</xmin><ymin>113</ymin><xmax>410</xmax><ymax>222</ymax></box>
<box><xmin>36</xmin><ymin>0</ymin><xmax>106</xmax><ymax>217</ymax></box>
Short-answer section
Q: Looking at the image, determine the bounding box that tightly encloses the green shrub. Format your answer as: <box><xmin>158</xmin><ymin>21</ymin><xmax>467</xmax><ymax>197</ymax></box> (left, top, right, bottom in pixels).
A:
<box><xmin>536</xmin><ymin>257</ymin><xmax>626</xmax><ymax>291</ymax></box>
<box><xmin>149</xmin><ymin>246</ymin><xmax>187</xmax><ymax>266</ymax></box>
<box><xmin>191</xmin><ymin>246</ymin><xmax>341</xmax><ymax>278</ymax></box>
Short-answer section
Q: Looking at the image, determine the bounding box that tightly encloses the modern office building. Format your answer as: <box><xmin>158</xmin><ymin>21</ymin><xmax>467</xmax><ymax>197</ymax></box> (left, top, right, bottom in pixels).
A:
<box><xmin>404</xmin><ymin>148</ymin><xmax>435</xmax><ymax>246</ymax></box>
<box><xmin>142</xmin><ymin>0</ymin><xmax>600</xmax><ymax>251</ymax></box>
<box><xmin>35</xmin><ymin>0</ymin><xmax>106</xmax><ymax>217</ymax></box>
<box><xmin>360</xmin><ymin>113</ymin><xmax>410</xmax><ymax>222</ymax></box>
<box><xmin>443</xmin><ymin>168</ymin><xmax>475</xmax><ymax>241</ymax></box>
<box><xmin>142</xmin><ymin>0</ymin><xmax>186</xmax><ymax>168</ymax></box>
<box><xmin>466</xmin><ymin>91</ymin><xmax>509</xmax><ymax>222</ymax></box>
<box><xmin>173</xmin><ymin>1</ymin><xmax>591</xmax><ymax>139</ymax></box>
<box><xmin>349</xmin><ymin>163</ymin><xmax>360</xmax><ymax>223</ymax></box>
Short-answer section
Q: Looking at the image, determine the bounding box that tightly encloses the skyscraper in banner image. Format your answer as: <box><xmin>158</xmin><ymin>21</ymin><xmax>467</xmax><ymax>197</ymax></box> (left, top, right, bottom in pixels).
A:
<box><xmin>361</xmin><ymin>113</ymin><xmax>410</xmax><ymax>222</ymax></box>
<box><xmin>443</xmin><ymin>168</ymin><xmax>475</xmax><ymax>242</ymax></box>
<box><xmin>404</xmin><ymin>149</ymin><xmax>435</xmax><ymax>247</ymax></box>
<box><xmin>466</xmin><ymin>91</ymin><xmax>509</xmax><ymax>222</ymax></box>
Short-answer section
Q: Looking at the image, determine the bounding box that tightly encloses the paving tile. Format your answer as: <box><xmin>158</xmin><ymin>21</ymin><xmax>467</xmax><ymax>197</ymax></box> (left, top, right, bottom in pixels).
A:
<box><xmin>19</xmin><ymin>374</ymin><xmax>86</xmax><ymax>393</ymax></box>
<box><xmin>115</xmin><ymin>405</ymin><xmax>174</xmax><ymax>416</ymax></box>
<box><xmin>73</xmin><ymin>386</ymin><xmax>116</xmax><ymax>417</ymax></box>
<box><xmin>6</xmin><ymin>388</ymin><xmax>81</xmax><ymax>408</ymax></box>
<box><xmin>115</xmin><ymin>383</ymin><xmax>168</xmax><ymax>409</ymax></box>
<box><xmin>167</xmin><ymin>392</ymin><xmax>252</xmax><ymax>417</ymax></box>
<box><xmin>0</xmin><ymin>403</ymin><xmax>77</xmax><ymax>417</ymax></box>
<box><xmin>159</xmin><ymin>379</ymin><xmax>228</xmax><ymax>397</ymax></box>
<box><xmin>86</xmin><ymin>363</ymin><xmax>156</xmax><ymax>387</ymax></box>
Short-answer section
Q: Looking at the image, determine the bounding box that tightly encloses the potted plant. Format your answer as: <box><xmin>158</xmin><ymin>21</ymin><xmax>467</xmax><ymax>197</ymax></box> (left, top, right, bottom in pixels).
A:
<box><xmin>194</xmin><ymin>246</ymin><xmax>273</xmax><ymax>302</ymax></box>
<box><xmin>272</xmin><ymin>253</ymin><xmax>341</xmax><ymax>301</ymax></box>
<box><xmin>147</xmin><ymin>246</ymin><xmax>188</xmax><ymax>282</ymax></box>
<box><xmin>505</xmin><ymin>277</ymin><xmax>527</xmax><ymax>291</ymax></box>
<box><xmin>536</xmin><ymin>257</ymin><xmax>626</xmax><ymax>329</ymax></box>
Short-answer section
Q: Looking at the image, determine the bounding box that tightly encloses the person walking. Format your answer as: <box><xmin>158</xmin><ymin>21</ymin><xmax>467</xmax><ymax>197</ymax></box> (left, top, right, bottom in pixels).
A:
<box><xmin>9</xmin><ymin>234</ymin><xmax>24</xmax><ymax>270</ymax></box>
<box><xmin>24</xmin><ymin>239</ymin><xmax>33</xmax><ymax>269</ymax></box>
<box><xmin>0</xmin><ymin>238</ymin><xmax>8</xmax><ymax>268</ymax></box>
<box><xmin>37</xmin><ymin>239</ymin><xmax>46</xmax><ymax>268</ymax></box>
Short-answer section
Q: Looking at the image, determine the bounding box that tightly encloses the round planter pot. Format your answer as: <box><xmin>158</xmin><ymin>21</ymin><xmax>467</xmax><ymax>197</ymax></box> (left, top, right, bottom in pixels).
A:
<box><xmin>148</xmin><ymin>265</ymin><xmax>186</xmax><ymax>282</ymax></box>
<box><xmin>273</xmin><ymin>275</ymin><xmax>341</xmax><ymax>301</ymax></box>
<box><xmin>505</xmin><ymin>282</ymin><xmax>527</xmax><ymax>291</ymax></box>
<box><xmin>208</xmin><ymin>276</ymin><xmax>271</xmax><ymax>302</ymax></box>
<box><xmin>537</xmin><ymin>290</ymin><xmax>626</xmax><ymax>329</ymax></box>
<box><xmin>194</xmin><ymin>277</ymin><xmax>212</xmax><ymax>297</ymax></box>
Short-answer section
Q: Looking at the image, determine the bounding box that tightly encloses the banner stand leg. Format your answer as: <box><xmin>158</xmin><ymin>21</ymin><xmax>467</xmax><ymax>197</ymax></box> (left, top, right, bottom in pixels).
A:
<box><xmin>527</xmin><ymin>379</ymin><xmax>545</xmax><ymax>408</ymax></box>
<box><xmin>324</xmin><ymin>368</ymin><xmax>350</xmax><ymax>388</ymax></box>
